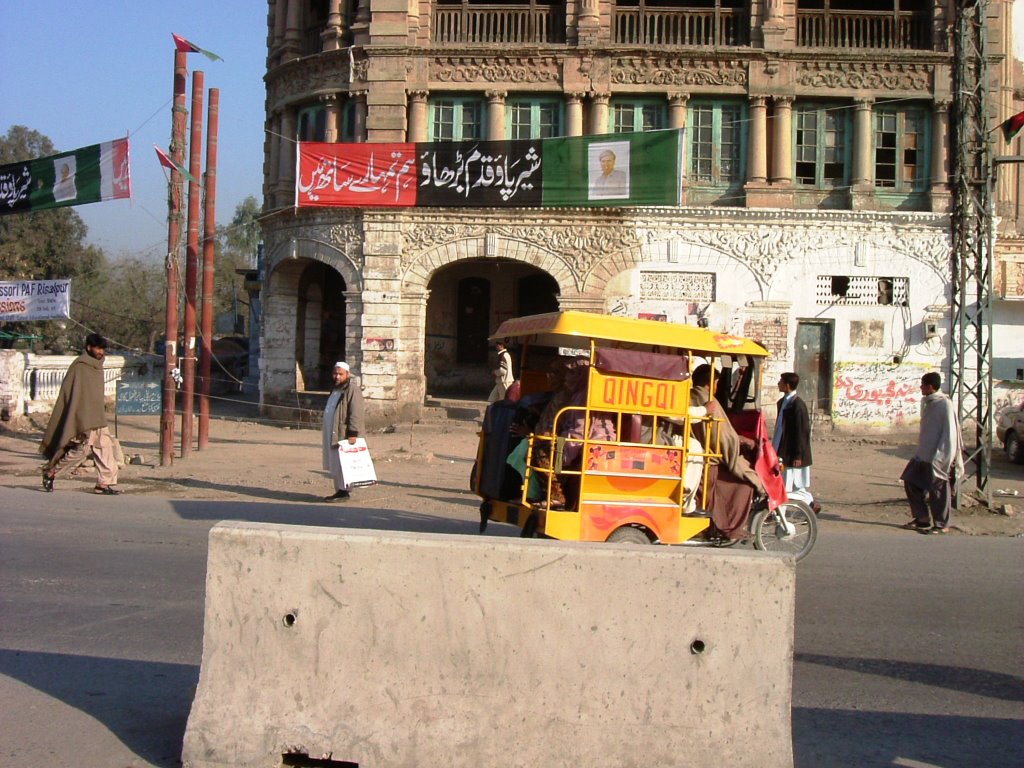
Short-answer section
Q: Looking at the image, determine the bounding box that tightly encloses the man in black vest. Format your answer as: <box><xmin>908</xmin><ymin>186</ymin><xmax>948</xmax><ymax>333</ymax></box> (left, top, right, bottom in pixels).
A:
<box><xmin>773</xmin><ymin>372</ymin><xmax>819</xmax><ymax>513</ymax></box>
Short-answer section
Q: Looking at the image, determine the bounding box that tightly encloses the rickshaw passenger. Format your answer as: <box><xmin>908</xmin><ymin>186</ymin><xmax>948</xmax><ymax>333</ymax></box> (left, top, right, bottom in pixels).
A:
<box><xmin>557</xmin><ymin>360</ymin><xmax>617</xmax><ymax>510</ymax></box>
<box><xmin>690</xmin><ymin>364</ymin><xmax>765</xmax><ymax>540</ymax></box>
<box><xmin>513</xmin><ymin>358</ymin><xmax>577</xmax><ymax>508</ymax></box>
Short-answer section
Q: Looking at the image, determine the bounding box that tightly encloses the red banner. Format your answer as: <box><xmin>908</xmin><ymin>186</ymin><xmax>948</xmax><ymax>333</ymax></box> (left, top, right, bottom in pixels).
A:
<box><xmin>297</xmin><ymin>143</ymin><xmax>418</xmax><ymax>207</ymax></box>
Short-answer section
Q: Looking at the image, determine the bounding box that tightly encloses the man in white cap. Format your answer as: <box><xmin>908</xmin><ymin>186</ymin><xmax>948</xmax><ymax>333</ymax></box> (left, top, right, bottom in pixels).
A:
<box><xmin>322</xmin><ymin>361</ymin><xmax>365</xmax><ymax>501</ymax></box>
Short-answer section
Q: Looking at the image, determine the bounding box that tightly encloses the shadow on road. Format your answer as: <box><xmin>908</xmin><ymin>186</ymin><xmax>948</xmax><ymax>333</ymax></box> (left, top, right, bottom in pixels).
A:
<box><xmin>793</xmin><ymin>706</ymin><xmax>1022</xmax><ymax>768</ymax></box>
<box><xmin>0</xmin><ymin>648</ymin><xmax>197</xmax><ymax>768</ymax></box>
<box><xmin>796</xmin><ymin>652</ymin><xmax>1024</xmax><ymax>703</ymax></box>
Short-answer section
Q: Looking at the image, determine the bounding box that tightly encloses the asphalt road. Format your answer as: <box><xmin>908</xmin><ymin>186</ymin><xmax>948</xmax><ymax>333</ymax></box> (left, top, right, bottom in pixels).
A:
<box><xmin>0</xmin><ymin>485</ymin><xmax>1020</xmax><ymax>767</ymax></box>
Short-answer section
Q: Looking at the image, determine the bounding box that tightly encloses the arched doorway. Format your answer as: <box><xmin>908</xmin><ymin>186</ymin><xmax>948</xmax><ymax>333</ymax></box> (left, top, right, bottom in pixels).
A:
<box><xmin>295</xmin><ymin>260</ymin><xmax>347</xmax><ymax>391</ymax></box>
<box><xmin>425</xmin><ymin>259</ymin><xmax>559</xmax><ymax>397</ymax></box>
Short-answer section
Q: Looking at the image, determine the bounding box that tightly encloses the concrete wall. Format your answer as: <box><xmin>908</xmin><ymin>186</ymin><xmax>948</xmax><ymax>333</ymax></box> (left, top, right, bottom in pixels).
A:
<box><xmin>183</xmin><ymin>524</ymin><xmax>795</xmax><ymax>768</ymax></box>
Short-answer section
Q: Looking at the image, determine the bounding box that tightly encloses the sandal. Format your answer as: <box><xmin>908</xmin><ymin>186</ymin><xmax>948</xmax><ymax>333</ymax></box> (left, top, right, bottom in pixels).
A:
<box><xmin>42</xmin><ymin>472</ymin><xmax>54</xmax><ymax>492</ymax></box>
<box><xmin>925</xmin><ymin>526</ymin><xmax>949</xmax><ymax>535</ymax></box>
<box><xmin>94</xmin><ymin>485</ymin><xmax>123</xmax><ymax>495</ymax></box>
<box><xmin>900</xmin><ymin>520</ymin><xmax>929</xmax><ymax>530</ymax></box>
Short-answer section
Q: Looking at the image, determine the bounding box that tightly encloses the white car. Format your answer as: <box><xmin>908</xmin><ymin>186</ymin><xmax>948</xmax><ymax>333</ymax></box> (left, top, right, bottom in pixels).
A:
<box><xmin>996</xmin><ymin>400</ymin><xmax>1024</xmax><ymax>464</ymax></box>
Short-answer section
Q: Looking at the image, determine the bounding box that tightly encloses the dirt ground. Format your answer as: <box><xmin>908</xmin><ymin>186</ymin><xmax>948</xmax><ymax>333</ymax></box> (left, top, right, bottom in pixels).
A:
<box><xmin>2</xmin><ymin>405</ymin><xmax>1023</xmax><ymax>538</ymax></box>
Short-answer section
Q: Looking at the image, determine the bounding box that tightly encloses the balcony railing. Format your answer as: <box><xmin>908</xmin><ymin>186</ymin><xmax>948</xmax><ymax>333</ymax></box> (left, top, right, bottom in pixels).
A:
<box><xmin>614</xmin><ymin>8</ymin><xmax>749</xmax><ymax>46</ymax></box>
<box><xmin>796</xmin><ymin>10</ymin><xmax>931</xmax><ymax>50</ymax></box>
<box><xmin>432</xmin><ymin>6</ymin><xmax>566</xmax><ymax>44</ymax></box>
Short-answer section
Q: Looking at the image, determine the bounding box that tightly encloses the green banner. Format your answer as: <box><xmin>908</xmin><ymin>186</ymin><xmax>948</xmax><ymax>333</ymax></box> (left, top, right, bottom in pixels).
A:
<box><xmin>541</xmin><ymin>129</ymin><xmax>682</xmax><ymax>207</ymax></box>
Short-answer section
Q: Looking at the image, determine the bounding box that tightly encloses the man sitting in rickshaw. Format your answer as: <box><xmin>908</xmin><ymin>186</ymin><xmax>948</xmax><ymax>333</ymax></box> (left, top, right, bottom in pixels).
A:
<box><xmin>689</xmin><ymin>364</ymin><xmax>765</xmax><ymax>541</ymax></box>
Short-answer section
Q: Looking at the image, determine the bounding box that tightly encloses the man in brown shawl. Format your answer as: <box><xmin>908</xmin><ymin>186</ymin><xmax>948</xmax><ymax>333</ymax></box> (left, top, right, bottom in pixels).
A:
<box><xmin>690</xmin><ymin>364</ymin><xmax>763</xmax><ymax>540</ymax></box>
<box><xmin>40</xmin><ymin>333</ymin><xmax>121</xmax><ymax>494</ymax></box>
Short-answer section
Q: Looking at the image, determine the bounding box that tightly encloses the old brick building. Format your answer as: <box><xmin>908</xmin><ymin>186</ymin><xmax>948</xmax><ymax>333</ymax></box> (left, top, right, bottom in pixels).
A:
<box><xmin>259</xmin><ymin>0</ymin><xmax>1023</xmax><ymax>428</ymax></box>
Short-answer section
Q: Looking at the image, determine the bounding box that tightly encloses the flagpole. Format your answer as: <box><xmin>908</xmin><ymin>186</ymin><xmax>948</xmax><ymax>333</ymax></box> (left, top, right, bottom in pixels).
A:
<box><xmin>161</xmin><ymin>49</ymin><xmax>188</xmax><ymax>467</ymax></box>
<box><xmin>198</xmin><ymin>87</ymin><xmax>219</xmax><ymax>450</ymax></box>
<box><xmin>181</xmin><ymin>70</ymin><xmax>205</xmax><ymax>459</ymax></box>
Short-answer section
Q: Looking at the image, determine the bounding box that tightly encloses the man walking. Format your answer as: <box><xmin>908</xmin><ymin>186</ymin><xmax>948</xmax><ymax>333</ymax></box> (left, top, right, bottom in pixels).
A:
<box><xmin>40</xmin><ymin>332</ymin><xmax>121</xmax><ymax>494</ymax></box>
<box><xmin>902</xmin><ymin>372</ymin><xmax>964</xmax><ymax>534</ymax></box>
<box><xmin>322</xmin><ymin>361</ymin><xmax>365</xmax><ymax>502</ymax></box>
<box><xmin>773</xmin><ymin>372</ymin><xmax>819</xmax><ymax>513</ymax></box>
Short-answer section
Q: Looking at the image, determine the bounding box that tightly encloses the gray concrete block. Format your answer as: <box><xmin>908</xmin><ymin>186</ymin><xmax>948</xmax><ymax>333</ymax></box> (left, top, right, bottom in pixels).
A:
<box><xmin>184</xmin><ymin>524</ymin><xmax>795</xmax><ymax>768</ymax></box>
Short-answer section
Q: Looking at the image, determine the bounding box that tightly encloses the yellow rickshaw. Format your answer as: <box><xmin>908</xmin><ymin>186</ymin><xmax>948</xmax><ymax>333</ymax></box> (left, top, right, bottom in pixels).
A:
<box><xmin>472</xmin><ymin>311</ymin><xmax>817</xmax><ymax>560</ymax></box>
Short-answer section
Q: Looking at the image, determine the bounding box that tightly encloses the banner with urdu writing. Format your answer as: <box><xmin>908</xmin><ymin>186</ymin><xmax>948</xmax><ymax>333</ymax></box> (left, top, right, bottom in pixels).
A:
<box><xmin>0</xmin><ymin>138</ymin><xmax>131</xmax><ymax>216</ymax></box>
<box><xmin>296</xmin><ymin>129</ymin><xmax>682</xmax><ymax>209</ymax></box>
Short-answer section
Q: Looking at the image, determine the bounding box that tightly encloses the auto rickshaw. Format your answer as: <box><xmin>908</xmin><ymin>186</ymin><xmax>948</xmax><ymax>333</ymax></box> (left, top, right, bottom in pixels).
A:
<box><xmin>472</xmin><ymin>311</ymin><xmax>817</xmax><ymax>560</ymax></box>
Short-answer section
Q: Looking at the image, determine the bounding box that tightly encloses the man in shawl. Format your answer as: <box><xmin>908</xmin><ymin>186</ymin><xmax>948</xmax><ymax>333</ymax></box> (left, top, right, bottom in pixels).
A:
<box><xmin>40</xmin><ymin>333</ymin><xmax>121</xmax><ymax>494</ymax></box>
<box><xmin>773</xmin><ymin>372</ymin><xmax>820</xmax><ymax>513</ymax></box>
<box><xmin>689</xmin><ymin>364</ymin><xmax>764</xmax><ymax>540</ymax></box>
<box><xmin>322</xmin><ymin>361</ymin><xmax>365</xmax><ymax>502</ymax></box>
<box><xmin>902</xmin><ymin>372</ymin><xmax>964</xmax><ymax>534</ymax></box>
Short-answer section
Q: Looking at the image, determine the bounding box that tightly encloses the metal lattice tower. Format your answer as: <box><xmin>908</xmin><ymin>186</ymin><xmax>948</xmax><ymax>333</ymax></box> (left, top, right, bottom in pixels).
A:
<box><xmin>950</xmin><ymin>0</ymin><xmax>994</xmax><ymax>499</ymax></box>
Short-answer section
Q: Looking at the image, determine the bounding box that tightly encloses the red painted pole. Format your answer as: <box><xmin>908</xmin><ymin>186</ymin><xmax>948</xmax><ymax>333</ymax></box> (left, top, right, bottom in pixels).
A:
<box><xmin>181</xmin><ymin>70</ymin><xmax>204</xmax><ymax>459</ymax></box>
<box><xmin>198</xmin><ymin>88</ymin><xmax>219</xmax><ymax>450</ymax></box>
<box><xmin>161</xmin><ymin>49</ymin><xmax>188</xmax><ymax>467</ymax></box>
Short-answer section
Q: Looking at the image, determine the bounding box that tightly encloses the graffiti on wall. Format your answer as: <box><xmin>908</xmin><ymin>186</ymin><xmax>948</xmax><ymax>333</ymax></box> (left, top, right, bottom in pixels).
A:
<box><xmin>832</xmin><ymin>361</ymin><xmax>931</xmax><ymax>427</ymax></box>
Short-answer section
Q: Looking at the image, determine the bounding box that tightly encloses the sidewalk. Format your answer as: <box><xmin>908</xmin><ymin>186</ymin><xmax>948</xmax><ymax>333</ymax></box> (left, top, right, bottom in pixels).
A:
<box><xmin>2</xmin><ymin>405</ymin><xmax>1022</xmax><ymax>538</ymax></box>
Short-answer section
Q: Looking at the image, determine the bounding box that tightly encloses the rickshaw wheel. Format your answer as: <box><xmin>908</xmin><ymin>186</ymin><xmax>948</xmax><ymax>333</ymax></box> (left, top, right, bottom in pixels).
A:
<box><xmin>520</xmin><ymin>513</ymin><xmax>539</xmax><ymax>538</ymax></box>
<box><xmin>607</xmin><ymin>526</ymin><xmax>651</xmax><ymax>545</ymax></box>
<box><xmin>752</xmin><ymin>499</ymin><xmax>818</xmax><ymax>562</ymax></box>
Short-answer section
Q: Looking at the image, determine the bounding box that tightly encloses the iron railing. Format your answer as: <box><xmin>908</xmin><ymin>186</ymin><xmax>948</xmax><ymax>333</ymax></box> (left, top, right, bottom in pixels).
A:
<box><xmin>432</xmin><ymin>5</ymin><xmax>566</xmax><ymax>44</ymax></box>
<box><xmin>613</xmin><ymin>8</ymin><xmax>749</xmax><ymax>46</ymax></box>
<box><xmin>796</xmin><ymin>10</ymin><xmax>931</xmax><ymax>50</ymax></box>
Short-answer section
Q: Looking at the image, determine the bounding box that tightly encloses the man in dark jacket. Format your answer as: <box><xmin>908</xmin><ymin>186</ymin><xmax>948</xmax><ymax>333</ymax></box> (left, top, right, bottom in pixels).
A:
<box><xmin>40</xmin><ymin>333</ymin><xmax>121</xmax><ymax>494</ymax></box>
<box><xmin>773</xmin><ymin>372</ymin><xmax>818</xmax><ymax>512</ymax></box>
<box><xmin>321</xmin><ymin>361</ymin><xmax>366</xmax><ymax>501</ymax></box>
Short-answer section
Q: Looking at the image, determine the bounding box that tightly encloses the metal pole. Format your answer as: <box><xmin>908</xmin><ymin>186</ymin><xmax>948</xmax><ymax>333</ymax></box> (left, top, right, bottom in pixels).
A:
<box><xmin>199</xmin><ymin>88</ymin><xmax>219</xmax><ymax>450</ymax></box>
<box><xmin>160</xmin><ymin>49</ymin><xmax>188</xmax><ymax>467</ymax></box>
<box><xmin>181</xmin><ymin>70</ymin><xmax>205</xmax><ymax>459</ymax></box>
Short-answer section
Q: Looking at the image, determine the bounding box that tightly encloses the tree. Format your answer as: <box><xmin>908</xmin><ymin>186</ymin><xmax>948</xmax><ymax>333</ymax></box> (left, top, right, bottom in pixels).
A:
<box><xmin>0</xmin><ymin>126</ymin><xmax>108</xmax><ymax>349</ymax></box>
<box><xmin>209</xmin><ymin>195</ymin><xmax>261</xmax><ymax>333</ymax></box>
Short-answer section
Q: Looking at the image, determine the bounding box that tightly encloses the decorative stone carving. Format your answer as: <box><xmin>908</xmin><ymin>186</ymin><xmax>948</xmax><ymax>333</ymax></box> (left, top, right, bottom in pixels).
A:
<box><xmin>612</xmin><ymin>57</ymin><xmax>747</xmax><ymax>87</ymax></box>
<box><xmin>267</xmin><ymin>55</ymin><xmax>355</xmax><ymax>106</ymax></box>
<box><xmin>640</xmin><ymin>272</ymin><xmax>716</xmax><ymax>302</ymax></box>
<box><xmin>432</xmin><ymin>56</ymin><xmax>559</xmax><ymax>83</ymax></box>
<box><xmin>796</xmin><ymin>62</ymin><xmax>931</xmax><ymax>91</ymax></box>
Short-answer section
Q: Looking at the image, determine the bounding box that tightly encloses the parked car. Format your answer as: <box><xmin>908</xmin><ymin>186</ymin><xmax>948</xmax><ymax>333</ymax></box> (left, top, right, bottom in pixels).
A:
<box><xmin>996</xmin><ymin>399</ymin><xmax>1024</xmax><ymax>464</ymax></box>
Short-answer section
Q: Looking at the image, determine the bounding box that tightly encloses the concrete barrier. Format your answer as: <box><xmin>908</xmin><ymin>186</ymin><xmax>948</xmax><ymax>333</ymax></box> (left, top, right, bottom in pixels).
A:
<box><xmin>183</xmin><ymin>523</ymin><xmax>795</xmax><ymax>768</ymax></box>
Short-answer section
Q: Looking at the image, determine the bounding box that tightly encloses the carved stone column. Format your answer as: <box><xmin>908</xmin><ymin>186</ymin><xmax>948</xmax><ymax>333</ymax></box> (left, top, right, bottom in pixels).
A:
<box><xmin>352</xmin><ymin>0</ymin><xmax>371</xmax><ymax>46</ymax></box>
<box><xmin>762</xmin><ymin>0</ymin><xmax>786</xmax><ymax>50</ymax></box>
<box><xmin>271</xmin><ymin>0</ymin><xmax>288</xmax><ymax>64</ymax></box>
<box><xmin>321</xmin><ymin>0</ymin><xmax>345</xmax><ymax>51</ymax></box>
<box><xmin>282</xmin><ymin>0</ymin><xmax>302</xmax><ymax>59</ymax></box>
<box><xmin>770</xmin><ymin>97</ymin><xmax>793</xmax><ymax>185</ymax></box>
<box><xmin>566</xmin><ymin>93</ymin><xmax>585</xmax><ymax>137</ymax></box>
<box><xmin>277</xmin><ymin>106</ymin><xmax>297</xmax><ymax>201</ymax></box>
<box><xmin>576</xmin><ymin>0</ymin><xmax>600</xmax><ymax>46</ymax></box>
<box><xmin>407</xmin><ymin>91</ymin><xmax>429</xmax><ymax>142</ymax></box>
<box><xmin>268</xmin><ymin>111</ymin><xmax>282</xmax><ymax>207</ymax></box>
<box><xmin>668</xmin><ymin>93</ymin><xmax>688</xmax><ymax>130</ymax></box>
<box><xmin>322</xmin><ymin>94</ymin><xmax>341</xmax><ymax>143</ymax></box>
<box><xmin>746</xmin><ymin>96</ymin><xmax>768</xmax><ymax>183</ymax></box>
<box><xmin>486</xmin><ymin>91</ymin><xmax>507</xmax><ymax>142</ymax></box>
<box><xmin>351</xmin><ymin>90</ymin><xmax>368</xmax><ymax>142</ymax></box>
<box><xmin>850</xmin><ymin>97</ymin><xmax>875</xmax><ymax>210</ymax></box>
<box><xmin>930</xmin><ymin>98</ymin><xmax>952</xmax><ymax>213</ymax></box>
<box><xmin>589</xmin><ymin>93</ymin><xmax>610</xmax><ymax>135</ymax></box>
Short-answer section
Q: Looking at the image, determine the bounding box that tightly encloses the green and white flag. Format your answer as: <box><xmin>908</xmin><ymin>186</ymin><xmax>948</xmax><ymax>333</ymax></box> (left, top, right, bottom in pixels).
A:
<box><xmin>0</xmin><ymin>137</ymin><xmax>131</xmax><ymax>216</ymax></box>
<box><xmin>541</xmin><ymin>129</ymin><xmax>682</xmax><ymax>207</ymax></box>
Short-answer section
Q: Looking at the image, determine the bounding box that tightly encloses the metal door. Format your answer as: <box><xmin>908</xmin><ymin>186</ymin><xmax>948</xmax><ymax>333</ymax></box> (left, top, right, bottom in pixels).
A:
<box><xmin>794</xmin><ymin>320</ymin><xmax>834</xmax><ymax>416</ymax></box>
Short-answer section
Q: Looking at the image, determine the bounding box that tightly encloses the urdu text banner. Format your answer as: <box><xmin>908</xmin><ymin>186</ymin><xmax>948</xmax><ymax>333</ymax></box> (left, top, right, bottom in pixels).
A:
<box><xmin>295</xmin><ymin>129</ymin><xmax>682</xmax><ymax>209</ymax></box>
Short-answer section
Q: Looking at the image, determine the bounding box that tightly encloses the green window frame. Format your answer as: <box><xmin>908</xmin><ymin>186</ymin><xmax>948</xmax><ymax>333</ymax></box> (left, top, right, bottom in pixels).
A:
<box><xmin>794</xmin><ymin>102</ymin><xmax>851</xmax><ymax>188</ymax></box>
<box><xmin>429</xmin><ymin>97</ymin><xmax>485</xmax><ymax>142</ymax></box>
<box><xmin>609</xmin><ymin>99</ymin><xmax>666</xmax><ymax>133</ymax></box>
<box><xmin>297</xmin><ymin>105</ymin><xmax>327</xmax><ymax>142</ymax></box>
<box><xmin>687</xmin><ymin>99</ymin><xmax>746</xmax><ymax>188</ymax></box>
<box><xmin>874</xmin><ymin>106</ymin><xmax>929</xmax><ymax>193</ymax></box>
<box><xmin>506</xmin><ymin>98</ymin><xmax>563</xmax><ymax>140</ymax></box>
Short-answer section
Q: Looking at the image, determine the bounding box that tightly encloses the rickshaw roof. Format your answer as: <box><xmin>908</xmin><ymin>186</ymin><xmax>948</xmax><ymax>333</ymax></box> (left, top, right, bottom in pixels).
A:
<box><xmin>490</xmin><ymin>311</ymin><xmax>769</xmax><ymax>357</ymax></box>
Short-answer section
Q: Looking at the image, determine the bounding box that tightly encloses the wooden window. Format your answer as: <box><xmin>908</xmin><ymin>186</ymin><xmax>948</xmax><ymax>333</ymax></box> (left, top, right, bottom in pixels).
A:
<box><xmin>687</xmin><ymin>100</ymin><xmax>745</xmax><ymax>187</ymax></box>
<box><xmin>795</xmin><ymin>103</ymin><xmax>850</xmax><ymax>188</ymax></box>
<box><xmin>609</xmin><ymin>99</ymin><xmax>666</xmax><ymax>133</ymax></box>
<box><xmin>874</xmin><ymin>106</ymin><xmax>928</xmax><ymax>192</ymax></box>
<box><xmin>429</xmin><ymin>98</ymin><xmax>485</xmax><ymax>142</ymax></box>
<box><xmin>297</xmin><ymin>105</ymin><xmax>328</xmax><ymax>142</ymax></box>
<box><xmin>507</xmin><ymin>98</ymin><xmax>563</xmax><ymax>139</ymax></box>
